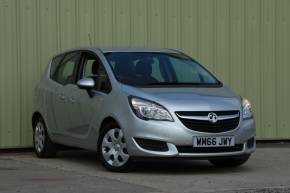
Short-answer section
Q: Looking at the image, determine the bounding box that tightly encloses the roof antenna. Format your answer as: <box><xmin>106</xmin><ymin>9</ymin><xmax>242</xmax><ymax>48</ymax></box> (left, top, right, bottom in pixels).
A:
<box><xmin>88</xmin><ymin>33</ymin><xmax>92</xmax><ymax>47</ymax></box>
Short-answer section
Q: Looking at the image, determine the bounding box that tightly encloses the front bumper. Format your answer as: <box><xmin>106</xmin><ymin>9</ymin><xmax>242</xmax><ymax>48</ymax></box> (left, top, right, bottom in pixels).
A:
<box><xmin>121</xmin><ymin>112</ymin><xmax>256</xmax><ymax>158</ymax></box>
<box><xmin>131</xmin><ymin>137</ymin><xmax>255</xmax><ymax>158</ymax></box>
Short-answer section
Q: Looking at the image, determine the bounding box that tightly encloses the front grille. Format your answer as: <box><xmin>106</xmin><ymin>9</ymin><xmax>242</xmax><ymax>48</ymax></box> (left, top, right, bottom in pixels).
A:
<box><xmin>134</xmin><ymin>138</ymin><xmax>169</xmax><ymax>152</ymax></box>
<box><xmin>176</xmin><ymin>111</ymin><xmax>240</xmax><ymax>133</ymax></box>
<box><xmin>176</xmin><ymin>144</ymin><xmax>244</xmax><ymax>154</ymax></box>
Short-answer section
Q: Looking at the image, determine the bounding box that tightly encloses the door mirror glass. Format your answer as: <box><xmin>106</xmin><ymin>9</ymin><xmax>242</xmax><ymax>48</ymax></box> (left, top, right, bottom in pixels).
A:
<box><xmin>77</xmin><ymin>78</ymin><xmax>95</xmax><ymax>90</ymax></box>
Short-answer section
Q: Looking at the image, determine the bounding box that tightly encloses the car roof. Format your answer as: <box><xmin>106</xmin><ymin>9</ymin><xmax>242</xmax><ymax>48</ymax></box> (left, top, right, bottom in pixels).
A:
<box><xmin>57</xmin><ymin>47</ymin><xmax>180</xmax><ymax>54</ymax></box>
<box><xmin>53</xmin><ymin>47</ymin><xmax>182</xmax><ymax>59</ymax></box>
<box><xmin>98</xmin><ymin>47</ymin><xmax>179</xmax><ymax>53</ymax></box>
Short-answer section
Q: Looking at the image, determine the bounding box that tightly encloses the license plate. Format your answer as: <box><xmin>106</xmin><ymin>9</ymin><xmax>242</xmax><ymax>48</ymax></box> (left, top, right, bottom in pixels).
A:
<box><xmin>193</xmin><ymin>136</ymin><xmax>235</xmax><ymax>147</ymax></box>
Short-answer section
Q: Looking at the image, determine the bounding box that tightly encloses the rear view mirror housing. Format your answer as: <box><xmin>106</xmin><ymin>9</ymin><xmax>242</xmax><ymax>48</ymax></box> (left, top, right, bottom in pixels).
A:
<box><xmin>77</xmin><ymin>78</ymin><xmax>95</xmax><ymax>97</ymax></box>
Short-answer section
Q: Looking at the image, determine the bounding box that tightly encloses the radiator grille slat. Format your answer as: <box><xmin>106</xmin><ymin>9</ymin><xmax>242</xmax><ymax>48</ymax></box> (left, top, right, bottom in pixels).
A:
<box><xmin>176</xmin><ymin>111</ymin><xmax>240</xmax><ymax>133</ymax></box>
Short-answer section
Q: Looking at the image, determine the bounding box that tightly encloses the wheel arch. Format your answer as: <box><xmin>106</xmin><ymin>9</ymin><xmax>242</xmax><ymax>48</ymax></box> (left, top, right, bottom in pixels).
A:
<box><xmin>97</xmin><ymin>116</ymin><xmax>120</xmax><ymax>146</ymax></box>
<box><xmin>32</xmin><ymin>112</ymin><xmax>43</xmax><ymax>129</ymax></box>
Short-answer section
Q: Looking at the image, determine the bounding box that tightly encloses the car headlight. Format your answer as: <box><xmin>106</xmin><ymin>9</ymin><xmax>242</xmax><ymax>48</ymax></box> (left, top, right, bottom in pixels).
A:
<box><xmin>242</xmin><ymin>98</ymin><xmax>253</xmax><ymax>119</ymax></box>
<box><xmin>129</xmin><ymin>96</ymin><xmax>173</xmax><ymax>121</ymax></box>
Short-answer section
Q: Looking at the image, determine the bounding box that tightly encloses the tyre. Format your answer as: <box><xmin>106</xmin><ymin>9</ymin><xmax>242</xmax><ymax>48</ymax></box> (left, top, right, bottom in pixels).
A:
<box><xmin>33</xmin><ymin>117</ymin><xmax>57</xmax><ymax>158</ymax></box>
<box><xmin>209</xmin><ymin>155</ymin><xmax>250</xmax><ymax>167</ymax></box>
<box><xmin>98</xmin><ymin>122</ymin><xmax>133</xmax><ymax>172</ymax></box>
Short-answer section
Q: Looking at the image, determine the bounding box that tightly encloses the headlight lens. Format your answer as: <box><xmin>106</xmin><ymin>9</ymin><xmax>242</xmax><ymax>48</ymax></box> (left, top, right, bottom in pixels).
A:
<box><xmin>242</xmin><ymin>98</ymin><xmax>253</xmax><ymax>119</ymax></box>
<box><xmin>129</xmin><ymin>97</ymin><xmax>173</xmax><ymax>121</ymax></box>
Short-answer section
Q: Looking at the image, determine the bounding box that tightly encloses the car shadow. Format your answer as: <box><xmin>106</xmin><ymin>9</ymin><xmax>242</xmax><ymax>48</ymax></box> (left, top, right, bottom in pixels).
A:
<box><xmin>57</xmin><ymin>150</ymin><xmax>254</xmax><ymax>175</ymax></box>
<box><xmin>132</xmin><ymin>160</ymin><xmax>253</xmax><ymax>175</ymax></box>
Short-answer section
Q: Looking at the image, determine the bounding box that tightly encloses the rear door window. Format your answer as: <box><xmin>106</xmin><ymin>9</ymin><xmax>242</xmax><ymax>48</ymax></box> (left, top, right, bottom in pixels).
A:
<box><xmin>50</xmin><ymin>54</ymin><xmax>64</xmax><ymax>77</ymax></box>
<box><xmin>51</xmin><ymin>52</ymin><xmax>81</xmax><ymax>85</ymax></box>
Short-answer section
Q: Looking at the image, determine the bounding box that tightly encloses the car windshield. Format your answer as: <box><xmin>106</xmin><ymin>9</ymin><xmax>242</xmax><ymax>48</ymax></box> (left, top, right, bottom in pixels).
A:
<box><xmin>104</xmin><ymin>52</ymin><xmax>221</xmax><ymax>87</ymax></box>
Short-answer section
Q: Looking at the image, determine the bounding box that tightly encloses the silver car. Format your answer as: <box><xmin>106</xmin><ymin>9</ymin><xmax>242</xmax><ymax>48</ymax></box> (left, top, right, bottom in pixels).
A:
<box><xmin>32</xmin><ymin>48</ymin><xmax>256</xmax><ymax>172</ymax></box>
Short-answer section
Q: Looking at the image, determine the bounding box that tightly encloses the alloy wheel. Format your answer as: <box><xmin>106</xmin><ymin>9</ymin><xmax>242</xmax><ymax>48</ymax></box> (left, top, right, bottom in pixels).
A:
<box><xmin>34</xmin><ymin>122</ymin><xmax>45</xmax><ymax>153</ymax></box>
<box><xmin>101</xmin><ymin>128</ymin><xmax>129</xmax><ymax>167</ymax></box>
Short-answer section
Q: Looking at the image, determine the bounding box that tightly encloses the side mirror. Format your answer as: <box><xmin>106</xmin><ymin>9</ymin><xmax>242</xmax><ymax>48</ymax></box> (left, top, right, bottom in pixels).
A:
<box><xmin>77</xmin><ymin>78</ymin><xmax>95</xmax><ymax>97</ymax></box>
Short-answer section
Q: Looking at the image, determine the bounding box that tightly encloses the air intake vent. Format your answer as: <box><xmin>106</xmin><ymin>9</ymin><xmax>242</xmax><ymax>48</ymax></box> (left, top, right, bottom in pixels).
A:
<box><xmin>134</xmin><ymin>138</ymin><xmax>168</xmax><ymax>152</ymax></box>
<box><xmin>176</xmin><ymin>144</ymin><xmax>244</xmax><ymax>153</ymax></box>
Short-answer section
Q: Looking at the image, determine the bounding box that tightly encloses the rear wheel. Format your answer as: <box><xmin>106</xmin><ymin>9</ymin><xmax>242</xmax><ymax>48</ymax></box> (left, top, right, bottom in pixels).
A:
<box><xmin>98</xmin><ymin>122</ymin><xmax>132</xmax><ymax>172</ymax></box>
<box><xmin>209</xmin><ymin>155</ymin><xmax>250</xmax><ymax>167</ymax></box>
<box><xmin>33</xmin><ymin>117</ymin><xmax>57</xmax><ymax>158</ymax></box>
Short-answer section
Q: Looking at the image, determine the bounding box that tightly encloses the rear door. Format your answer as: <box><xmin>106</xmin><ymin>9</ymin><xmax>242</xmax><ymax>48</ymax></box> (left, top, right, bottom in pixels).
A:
<box><xmin>50</xmin><ymin>51</ymin><xmax>81</xmax><ymax>138</ymax></box>
<box><xmin>45</xmin><ymin>54</ymin><xmax>64</xmax><ymax>134</ymax></box>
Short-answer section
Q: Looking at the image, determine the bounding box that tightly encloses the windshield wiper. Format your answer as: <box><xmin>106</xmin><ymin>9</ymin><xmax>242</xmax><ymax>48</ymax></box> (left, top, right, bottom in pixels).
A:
<box><xmin>144</xmin><ymin>82</ymin><xmax>219</xmax><ymax>86</ymax></box>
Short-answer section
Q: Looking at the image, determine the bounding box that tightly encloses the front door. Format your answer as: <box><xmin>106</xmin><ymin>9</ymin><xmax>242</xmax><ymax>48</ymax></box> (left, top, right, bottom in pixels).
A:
<box><xmin>65</xmin><ymin>51</ymin><xmax>111</xmax><ymax>146</ymax></box>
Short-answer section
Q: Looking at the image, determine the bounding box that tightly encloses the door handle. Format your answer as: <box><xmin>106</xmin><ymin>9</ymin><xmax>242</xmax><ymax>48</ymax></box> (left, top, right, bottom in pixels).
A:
<box><xmin>58</xmin><ymin>94</ymin><xmax>65</xmax><ymax>100</ymax></box>
<box><xmin>69</xmin><ymin>97</ymin><xmax>76</xmax><ymax>103</ymax></box>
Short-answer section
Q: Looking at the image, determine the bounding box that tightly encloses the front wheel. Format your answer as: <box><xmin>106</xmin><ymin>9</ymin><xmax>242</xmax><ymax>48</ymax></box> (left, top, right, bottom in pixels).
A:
<box><xmin>209</xmin><ymin>155</ymin><xmax>250</xmax><ymax>167</ymax></box>
<box><xmin>98</xmin><ymin>123</ymin><xmax>132</xmax><ymax>172</ymax></box>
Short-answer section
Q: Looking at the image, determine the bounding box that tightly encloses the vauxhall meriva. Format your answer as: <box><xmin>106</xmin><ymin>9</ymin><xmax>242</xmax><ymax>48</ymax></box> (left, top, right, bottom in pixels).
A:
<box><xmin>32</xmin><ymin>48</ymin><xmax>255</xmax><ymax>172</ymax></box>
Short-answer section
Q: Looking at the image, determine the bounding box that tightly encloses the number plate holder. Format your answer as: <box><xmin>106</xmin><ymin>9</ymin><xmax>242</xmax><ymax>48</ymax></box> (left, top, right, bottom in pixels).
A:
<box><xmin>193</xmin><ymin>136</ymin><xmax>235</xmax><ymax>147</ymax></box>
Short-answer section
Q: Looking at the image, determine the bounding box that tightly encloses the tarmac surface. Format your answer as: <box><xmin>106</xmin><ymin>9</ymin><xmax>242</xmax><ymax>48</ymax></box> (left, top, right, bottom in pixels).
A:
<box><xmin>0</xmin><ymin>144</ymin><xmax>290</xmax><ymax>193</ymax></box>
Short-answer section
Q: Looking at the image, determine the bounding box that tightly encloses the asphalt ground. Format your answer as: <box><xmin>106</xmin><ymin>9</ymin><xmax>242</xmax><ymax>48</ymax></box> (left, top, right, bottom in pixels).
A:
<box><xmin>0</xmin><ymin>144</ymin><xmax>290</xmax><ymax>193</ymax></box>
